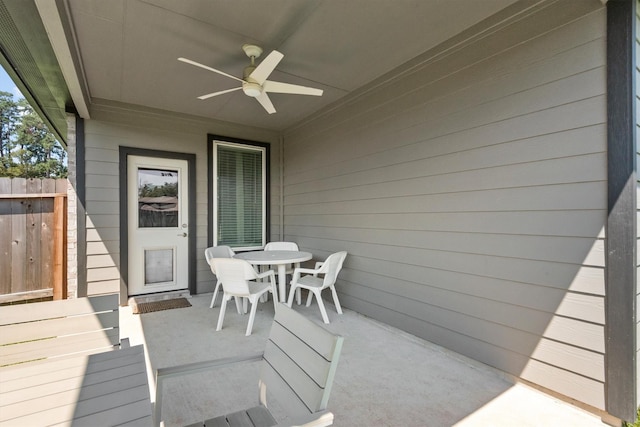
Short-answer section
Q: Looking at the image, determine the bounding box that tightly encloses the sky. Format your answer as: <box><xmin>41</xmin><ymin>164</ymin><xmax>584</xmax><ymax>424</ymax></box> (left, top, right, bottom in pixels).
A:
<box><xmin>0</xmin><ymin>66</ymin><xmax>24</xmax><ymax>99</ymax></box>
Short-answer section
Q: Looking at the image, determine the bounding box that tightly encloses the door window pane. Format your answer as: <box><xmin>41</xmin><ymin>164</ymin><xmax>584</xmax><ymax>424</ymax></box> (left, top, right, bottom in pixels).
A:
<box><xmin>138</xmin><ymin>168</ymin><xmax>179</xmax><ymax>228</ymax></box>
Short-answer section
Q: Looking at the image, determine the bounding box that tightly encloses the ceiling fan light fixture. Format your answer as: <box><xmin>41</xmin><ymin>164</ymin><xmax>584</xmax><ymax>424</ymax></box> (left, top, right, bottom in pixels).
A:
<box><xmin>242</xmin><ymin>81</ymin><xmax>262</xmax><ymax>98</ymax></box>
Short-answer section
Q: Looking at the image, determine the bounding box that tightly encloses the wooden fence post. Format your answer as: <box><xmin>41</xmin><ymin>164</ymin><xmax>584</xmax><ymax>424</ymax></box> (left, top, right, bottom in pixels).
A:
<box><xmin>53</xmin><ymin>194</ymin><xmax>67</xmax><ymax>300</ymax></box>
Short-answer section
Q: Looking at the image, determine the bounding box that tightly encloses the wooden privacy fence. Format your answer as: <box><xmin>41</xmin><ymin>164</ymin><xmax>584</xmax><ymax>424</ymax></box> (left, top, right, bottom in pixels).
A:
<box><xmin>0</xmin><ymin>178</ymin><xmax>68</xmax><ymax>303</ymax></box>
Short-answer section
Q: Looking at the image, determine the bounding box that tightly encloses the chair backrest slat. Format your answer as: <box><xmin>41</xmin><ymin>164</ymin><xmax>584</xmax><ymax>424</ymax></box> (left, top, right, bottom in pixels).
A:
<box><xmin>263</xmin><ymin>341</ymin><xmax>326</xmax><ymax>413</ymax></box>
<box><xmin>259</xmin><ymin>361</ymin><xmax>314</xmax><ymax>418</ymax></box>
<box><xmin>260</xmin><ymin>304</ymin><xmax>343</xmax><ymax>415</ymax></box>
<box><xmin>269</xmin><ymin>303</ymin><xmax>340</xmax><ymax>360</ymax></box>
<box><xmin>267</xmin><ymin>321</ymin><xmax>333</xmax><ymax>388</ymax></box>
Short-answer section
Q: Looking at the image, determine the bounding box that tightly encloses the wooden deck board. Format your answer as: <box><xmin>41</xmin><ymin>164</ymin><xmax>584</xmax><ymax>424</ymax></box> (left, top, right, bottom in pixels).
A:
<box><xmin>0</xmin><ymin>345</ymin><xmax>152</xmax><ymax>426</ymax></box>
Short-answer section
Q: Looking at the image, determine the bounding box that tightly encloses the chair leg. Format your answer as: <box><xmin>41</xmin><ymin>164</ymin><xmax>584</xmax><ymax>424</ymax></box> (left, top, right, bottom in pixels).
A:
<box><xmin>246</xmin><ymin>296</ymin><xmax>259</xmax><ymax>336</ymax></box>
<box><xmin>209</xmin><ymin>280</ymin><xmax>221</xmax><ymax>308</ymax></box>
<box><xmin>306</xmin><ymin>289</ymin><xmax>314</xmax><ymax>307</ymax></box>
<box><xmin>259</xmin><ymin>266</ymin><xmax>269</xmax><ymax>303</ymax></box>
<box><xmin>313</xmin><ymin>290</ymin><xmax>330</xmax><ymax>324</ymax></box>
<box><xmin>330</xmin><ymin>285</ymin><xmax>343</xmax><ymax>314</ymax></box>
<box><xmin>286</xmin><ymin>284</ymin><xmax>298</xmax><ymax>308</ymax></box>
<box><xmin>234</xmin><ymin>296</ymin><xmax>243</xmax><ymax>315</ymax></box>
<box><xmin>294</xmin><ymin>263</ymin><xmax>302</xmax><ymax>305</ymax></box>
<box><xmin>216</xmin><ymin>294</ymin><xmax>229</xmax><ymax>331</ymax></box>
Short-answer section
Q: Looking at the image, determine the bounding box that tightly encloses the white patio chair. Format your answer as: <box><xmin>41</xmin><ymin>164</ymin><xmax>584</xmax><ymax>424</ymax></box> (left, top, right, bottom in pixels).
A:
<box><xmin>265</xmin><ymin>241</ymin><xmax>302</xmax><ymax>304</ymax></box>
<box><xmin>158</xmin><ymin>303</ymin><xmax>344</xmax><ymax>427</ymax></box>
<box><xmin>204</xmin><ymin>246</ymin><xmax>244</xmax><ymax>315</ymax></box>
<box><xmin>287</xmin><ymin>251</ymin><xmax>347</xmax><ymax>324</ymax></box>
<box><xmin>211</xmin><ymin>258</ymin><xmax>277</xmax><ymax>336</ymax></box>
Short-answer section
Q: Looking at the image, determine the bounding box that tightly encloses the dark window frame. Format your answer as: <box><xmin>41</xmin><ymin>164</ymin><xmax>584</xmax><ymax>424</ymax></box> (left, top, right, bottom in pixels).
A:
<box><xmin>207</xmin><ymin>134</ymin><xmax>270</xmax><ymax>250</ymax></box>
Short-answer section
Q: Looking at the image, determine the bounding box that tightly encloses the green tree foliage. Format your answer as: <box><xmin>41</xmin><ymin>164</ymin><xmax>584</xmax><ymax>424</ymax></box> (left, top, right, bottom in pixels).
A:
<box><xmin>138</xmin><ymin>182</ymin><xmax>178</xmax><ymax>198</ymax></box>
<box><xmin>0</xmin><ymin>91</ymin><xmax>67</xmax><ymax>178</ymax></box>
<box><xmin>624</xmin><ymin>407</ymin><xmax>640</xmax><ymax>427</ymax></box>
<box><xmin>0</xmin><ymin>91</ymin><xmax>19</xmax><ymax>170</ymax></box>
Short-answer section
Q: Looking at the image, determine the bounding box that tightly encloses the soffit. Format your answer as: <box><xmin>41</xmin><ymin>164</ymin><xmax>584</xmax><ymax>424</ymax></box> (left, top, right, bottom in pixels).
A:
<box><xmin>63</xmin><ymin>0</ymin><xmax>520</xmax><ymax>131</ymax></box>
<box><xmin>0</xmin><ymin>0</ymin><xmax>70</xmax><ymax>142</ymax></box>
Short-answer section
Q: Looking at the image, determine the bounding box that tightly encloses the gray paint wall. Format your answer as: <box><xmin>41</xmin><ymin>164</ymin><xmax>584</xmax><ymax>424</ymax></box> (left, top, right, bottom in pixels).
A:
<box><xmin>283</xmin><ymin>1</ymin><xmax>607</xmax><ymax>410</ymax></box>
<box><xmin>636</xmin><ymin>0</ymin><xmax>640</xmax><ymax>404</ymax></box>
<box><xmin>82</xmin><ymin>100</ymin><xmax>279</xmax><ymax>297</ymax></box>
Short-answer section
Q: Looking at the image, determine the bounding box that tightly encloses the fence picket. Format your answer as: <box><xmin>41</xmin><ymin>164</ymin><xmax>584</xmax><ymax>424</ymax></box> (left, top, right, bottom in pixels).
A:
<box><xmin>11</xmin><ymin>179</ymin><xmax>27</xmax><ymax>295</ymax></box>
<box><xmin>41</xmin><ymin>179</ymin><xmax>56</xmax><ymax>290</ymax></box>
<box><xmin>26</xmin><ymin>178</ymin><xmax>41</xmax><ymax>291</ymax></box>
<box><xmin>0</xmin><ymin>179</ymin><xmax>10</xmax><ymax>295</ymax></box>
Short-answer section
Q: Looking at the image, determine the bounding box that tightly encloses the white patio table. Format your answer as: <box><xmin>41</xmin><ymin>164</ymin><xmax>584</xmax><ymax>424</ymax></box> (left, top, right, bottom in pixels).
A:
<box><xmin>234</xmin><ymin>250</ymin><xmax>312</xmax><ymax>302</ymax></box>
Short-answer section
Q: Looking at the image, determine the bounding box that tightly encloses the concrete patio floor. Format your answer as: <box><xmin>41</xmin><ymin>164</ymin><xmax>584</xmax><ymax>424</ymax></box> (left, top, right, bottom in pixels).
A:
<box><xmin>120</xmin><ymin>293</ymin><xmax>612</xmax><ymax>427</ymax></box>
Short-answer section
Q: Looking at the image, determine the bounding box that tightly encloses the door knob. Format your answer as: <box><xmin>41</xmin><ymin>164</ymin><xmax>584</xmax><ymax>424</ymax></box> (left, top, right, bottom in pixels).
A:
<box><xmin>178</xmin><ymin>232</ymin><xmax>187</xmax><ymax>237</ymax></box>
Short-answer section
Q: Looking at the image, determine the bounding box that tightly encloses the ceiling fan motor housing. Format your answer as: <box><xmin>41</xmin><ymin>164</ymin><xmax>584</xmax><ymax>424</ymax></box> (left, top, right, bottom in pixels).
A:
<box><xmin>242</xmin><ymin>66</ymin><xmax>262</xmax><ymax>97</ymax></box>
<box><xmin>242</xmin><ymin>81</ymin><xmax>262</xmax><ymax>97</ymax></box>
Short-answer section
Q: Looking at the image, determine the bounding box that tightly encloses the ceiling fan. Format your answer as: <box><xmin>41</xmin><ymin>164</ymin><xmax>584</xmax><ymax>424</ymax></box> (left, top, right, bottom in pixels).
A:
<box><xmin>178</xmin><ymin>44</ymin><xmax>323</xmax><ymax>114</ymax></box>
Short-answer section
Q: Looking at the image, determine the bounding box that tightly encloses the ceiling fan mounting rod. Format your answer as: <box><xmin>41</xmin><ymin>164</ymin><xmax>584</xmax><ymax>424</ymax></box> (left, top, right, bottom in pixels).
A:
<box><xmin>242</xmin><ymin>44</ymin><xmax>263</xmax><ymax>62</ymax></box>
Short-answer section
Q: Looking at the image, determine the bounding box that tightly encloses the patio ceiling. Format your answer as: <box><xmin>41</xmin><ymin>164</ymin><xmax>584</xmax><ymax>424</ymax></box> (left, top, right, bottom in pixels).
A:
<box><xmin>52</xmin><ymin>0</ymin><xmax>517</xmax><ymax>131</ymax></box>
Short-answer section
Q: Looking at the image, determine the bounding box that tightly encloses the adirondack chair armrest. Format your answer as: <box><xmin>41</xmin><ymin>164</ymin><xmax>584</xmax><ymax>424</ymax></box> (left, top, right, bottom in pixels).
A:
<box><xmin>273</xmin><ymin>410</ymin><xmax>334</xmax><ymax>427</ymax></box>
<box><xmin>156</xmin><ymin>352</ymin><xmax>264</xmax><ymax>380</ymax></box>
<box><xmin>155</xmin><ymin>352</ymin><xmax>265</xmax><ymax>426</ymax></box>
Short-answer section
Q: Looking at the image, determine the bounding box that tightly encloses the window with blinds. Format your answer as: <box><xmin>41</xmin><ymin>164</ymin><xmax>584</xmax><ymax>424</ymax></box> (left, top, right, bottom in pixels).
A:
<box><xmin>213</xmin><ymin>140</ymin><xmax>266</xmax><ymax>250</ymax></box>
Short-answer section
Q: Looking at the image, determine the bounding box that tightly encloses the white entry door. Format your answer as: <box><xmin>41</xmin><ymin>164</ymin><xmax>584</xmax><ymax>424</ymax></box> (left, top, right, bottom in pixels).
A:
<box><xmin>127</xmin><ymin>155</ymin><xmax>189</xmax><ymax>295</ymax></box>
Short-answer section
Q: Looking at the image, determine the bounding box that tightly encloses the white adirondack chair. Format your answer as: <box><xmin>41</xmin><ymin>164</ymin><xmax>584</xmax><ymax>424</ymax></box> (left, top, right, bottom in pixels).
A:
<box><xmin>211</xmin><ymin>258</ymin><xmax>277</xmax><ymax>336</ymax></box>
<box><xmin>156</xmin><ymin>303</ymin><xmax>344</xmax><ymax>427</ymax></box>
<box><xmin>287</xmin><ymin>251</ymin><xmax>347</xmax><ymax>324</ymax></box>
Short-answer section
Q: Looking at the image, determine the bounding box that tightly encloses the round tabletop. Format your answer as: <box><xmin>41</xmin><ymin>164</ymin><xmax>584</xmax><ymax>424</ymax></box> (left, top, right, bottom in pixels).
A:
<box><xmin>234</xmin><ymin>250</ymin><xmax>312</xmax><ymax>265</ymax></box>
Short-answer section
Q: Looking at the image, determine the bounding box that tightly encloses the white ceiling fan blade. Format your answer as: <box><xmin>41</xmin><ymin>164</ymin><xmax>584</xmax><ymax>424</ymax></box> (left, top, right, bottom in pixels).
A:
<box><xmin>249</xmin><ymin>50</ymin><xmax>284</xmax><ymax>84</ymax></box>
<box><xmin>178</xmin><ymin>57</ymin><xmax>245</xmax><ymax>83</ymax></box>
<box><xmin>255</xmin><ymin>92</ymin><xmax>276</xmax><ymax>114</ymax></box>
<box><xmin>263</xmin><ymin>80</ymin><xmax>323</xmax><ymax>96</ymax></box>
<box><xmin>197</xmin><ymin>86</ymin><xmax>242</xmax><ymax>100</ymax></box>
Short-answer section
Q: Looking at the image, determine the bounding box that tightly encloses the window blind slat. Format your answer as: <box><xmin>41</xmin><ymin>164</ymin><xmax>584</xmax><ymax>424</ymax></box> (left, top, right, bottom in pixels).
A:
<box><xmin>215</xmin><ymin>143</ymin><xmax>265</xmax><ymax>248</ymax></box>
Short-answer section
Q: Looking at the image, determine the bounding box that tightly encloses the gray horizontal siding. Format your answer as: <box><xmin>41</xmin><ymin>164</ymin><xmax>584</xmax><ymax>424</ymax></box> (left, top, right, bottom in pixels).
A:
<box><xmin>83</xmin><ymin>101</ymin><xmax>278</xmax><ymax>296</ymax></box>
<box><xmin>288</xmin><ymin>226</ymin><xmax>605</xmax><ymax>266</ymax></box>
<box><xmin>283</xmin><ymin>1</ymin><xmax>606</xmax><ymax>410</ymax></box>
